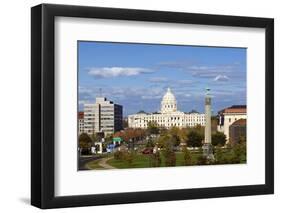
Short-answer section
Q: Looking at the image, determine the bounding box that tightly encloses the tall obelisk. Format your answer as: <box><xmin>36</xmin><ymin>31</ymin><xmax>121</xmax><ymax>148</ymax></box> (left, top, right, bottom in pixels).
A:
<box><xmin>202</xmin><ymin>88</ymin><xmax>214</xmax><ymax>160</ymax></box>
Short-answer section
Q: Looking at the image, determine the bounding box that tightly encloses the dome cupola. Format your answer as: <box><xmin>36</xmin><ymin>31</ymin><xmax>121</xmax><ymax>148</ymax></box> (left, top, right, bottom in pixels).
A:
<box><xmin>161</xmin><ymin>87</ymin><xmax>177</xmax><ymax>113</ymax></box>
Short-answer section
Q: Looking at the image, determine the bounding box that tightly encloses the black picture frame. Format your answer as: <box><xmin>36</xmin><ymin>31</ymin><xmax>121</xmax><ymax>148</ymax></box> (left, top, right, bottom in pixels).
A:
<box><xmin>31</xmin><ymin>3</ymin><xmax>274</xmax><ymax>209</ymax></box>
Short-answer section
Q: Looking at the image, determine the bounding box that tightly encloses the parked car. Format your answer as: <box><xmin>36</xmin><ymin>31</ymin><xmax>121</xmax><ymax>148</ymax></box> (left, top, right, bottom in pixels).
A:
<box><xmin>142</xmin><ymin>148</ymin><xmax>153</xmax><ymax>154</ymax></box>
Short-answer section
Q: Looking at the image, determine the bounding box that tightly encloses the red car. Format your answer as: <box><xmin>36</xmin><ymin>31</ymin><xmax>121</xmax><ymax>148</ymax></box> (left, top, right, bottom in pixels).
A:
<box><xmin>142</xmin><ymin>148</ymin><xmax>153</xmax><ymax>154</ymax></box>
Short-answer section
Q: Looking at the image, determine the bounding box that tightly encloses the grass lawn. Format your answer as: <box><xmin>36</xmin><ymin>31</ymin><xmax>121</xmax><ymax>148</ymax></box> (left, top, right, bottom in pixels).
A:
<box><xmin>106</xmin><ymin>148</ymin><xmax>245</xmax><ymax>169</ymax></box>
<box><xmin>107</xmin><ymin>151</ymin><xmax>203</xmax><ymax>169</ymax></box>
<box><xmin>107</xmin><ymin>154</ymin><xmax>151</xmax><ymax>169</ymax></box>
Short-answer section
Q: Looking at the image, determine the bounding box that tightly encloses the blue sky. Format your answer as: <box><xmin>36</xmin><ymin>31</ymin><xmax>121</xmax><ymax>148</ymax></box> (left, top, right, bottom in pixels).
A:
<box><xmin>78</xmin><ymin>41</ymin><xmax>246</xmax><ymax>116</ymax></box>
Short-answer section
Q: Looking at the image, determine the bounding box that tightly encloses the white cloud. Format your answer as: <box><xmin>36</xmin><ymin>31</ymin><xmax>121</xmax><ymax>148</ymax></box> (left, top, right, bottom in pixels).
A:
<box><xmin>88</xmin><ymin>67</ymin><xmax>153</xmax><ymax>78</ymax></box>
<box><xmin>214</xmin><ymin>75</ymin><xmax>230</xmax><ymax>82</ymax></box>
<box><xmin>141</xmin><ymin>95</ymin><xmax>162</xmax><ymax>100</ymax></box>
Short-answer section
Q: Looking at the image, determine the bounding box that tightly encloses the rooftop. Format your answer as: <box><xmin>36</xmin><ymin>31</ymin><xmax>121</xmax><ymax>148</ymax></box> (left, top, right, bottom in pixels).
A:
<box><xmin>219</xmin><ymin>105</ymin><xmax>247</xmax><ymax>114</ymax></box>
<box><xmin>136</xmin><ymin>110</ymin><xmax>147</xmax><ymax>114</ymax></box>
<box><xmin>78</xmin><ymin>112</ymin><xmax>84</xmax><ymax>119</ymax></box>
<box><xmin>230</xmin><ymin>118</ymin><xmax>247</xmax><ymax>126</ymax></box>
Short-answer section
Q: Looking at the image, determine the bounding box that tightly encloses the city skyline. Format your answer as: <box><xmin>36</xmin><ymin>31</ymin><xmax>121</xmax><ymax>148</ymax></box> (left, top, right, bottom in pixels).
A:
<box><xmin>78</xmin><ymin>41</ymin><xmax>246</xmax><ymax>116</ymax></box>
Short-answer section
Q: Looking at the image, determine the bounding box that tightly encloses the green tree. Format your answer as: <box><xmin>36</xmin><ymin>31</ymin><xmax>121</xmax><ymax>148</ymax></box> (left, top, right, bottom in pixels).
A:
<box><xmin>146</xmin><ymin>137</ymin><xmax>155</xmax><ymax>148</ymax></box>
<box><xmin>169</xmin><ymin>127</ymin><xmax>181</xmax><ymax>146</ymax></box>
<box><xmin>162</xmin><ymin>139</ymin><xmax>176</xmax><ymax>167</ymax></box>
<box><xmin>151</xmin><ymin>151</ymin><xmax>161</xmax><ymax>167</ymax></box>
<box><xmin>91</xmin><ymin>133</ymin><xmax>96</xmax><ymax>142</ymax></box>
<box><xmin>238</xmin><ymin>135</ymin><xmax>246</xmax><ymax>144</ymax></box>
<box><xmin>104</xmin><ymin>134</ymin><xmax>113</xmax><ymax>144</ymax></box>
<box><xmin>231</xmin><ymin>142</ymin><xmax>246</xmax><ymax>163</ymax></box>
<box><xmin>214</xmin><ymin>147</ymin><xmax>226</xmax><ymax>164</ymax></box>
<box><xmin>79</xmin><ymin>133</ymin><xmax>92</xmax><ymax>154</ymax></box>
<box><xmin>157</xmin><ymin>134</ymin><xmax>171</xmax><ymax>148</ymax></box>
<box><xmin>187</xmin><ymin>131</ymin><xmax>203</xmax><ymax>148</ymax></box>
<box><xmin>183</xmin><ymin>146</ymin><xmax>192</xmax><ymax>166</ymax></box>
<box><xmin>212</xmin><ymin>132</ymin><xmax>226</xmax><ymax>147</ymax></box>
<box><xmin>194</xmin><ymin>124</ymin><xmax>204</xmax><ymax>136</ymax></box>
<box><xmin>114</xmin><ymin>150</ymin><xmax>124</xmax><ymax>160</ymax></box>
<box><xmin>147</xmin><ymin>121</ymin><xmax>160</xmax><ymax>135</ymax></box>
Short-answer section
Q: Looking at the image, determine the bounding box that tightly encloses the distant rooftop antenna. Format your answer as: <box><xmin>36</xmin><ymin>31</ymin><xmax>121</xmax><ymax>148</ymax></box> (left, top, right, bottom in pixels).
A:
<box><xmin>206</xmin><ymin>87</ymin><xmax>211</xmax><ymax>95</ymax></box>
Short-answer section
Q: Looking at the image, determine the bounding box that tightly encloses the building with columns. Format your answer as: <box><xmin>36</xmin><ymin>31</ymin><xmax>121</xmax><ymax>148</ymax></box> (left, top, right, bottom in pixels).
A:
<box><xmin>217</xmin><ymin>105</ymin><xmax>247</xmax><ymax>143</ymax></box>
<box><xmin>128</xmin><ymin>88</ymin><xmax>205</xmax><ymax>129</ymax></box>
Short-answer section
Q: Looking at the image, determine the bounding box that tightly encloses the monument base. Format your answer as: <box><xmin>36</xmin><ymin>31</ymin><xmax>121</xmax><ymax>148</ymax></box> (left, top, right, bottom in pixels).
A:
<box><xmin>202</xmin><ymin>143</ymin><xmax>215</xmax><ymax>160</ymax></box>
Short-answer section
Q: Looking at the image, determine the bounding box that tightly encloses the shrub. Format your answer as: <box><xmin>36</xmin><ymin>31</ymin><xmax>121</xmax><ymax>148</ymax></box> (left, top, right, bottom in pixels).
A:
<box><xmin>212</xmin><ymin>132</ymin><xmax>226</xmax><ymax>147</ymax></box>
<box><xmin>196</xmin><ymin>155</ymin><xmax>208</xmax><ymax>165</ymax></box>
<box><xmin>114</xmin><ymin>151</ymin><xmax>124</xmax><ymax>160</ymax></box>
<box><xmin>151</xmin><ymin>152</ymin><xmax>161</xmax><ymax>167</ymax></box>
<box><xmin>123</xmin><ymin>152</ymin><xmax>134</xmax><ymax>166</ymax></box>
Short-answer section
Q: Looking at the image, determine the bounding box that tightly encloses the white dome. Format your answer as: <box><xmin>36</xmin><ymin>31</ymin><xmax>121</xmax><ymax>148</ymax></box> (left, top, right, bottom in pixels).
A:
<box><xmin>161</xmin><ymin>88</ymin><xmax>177</xmax><ymax>113</ymax></box>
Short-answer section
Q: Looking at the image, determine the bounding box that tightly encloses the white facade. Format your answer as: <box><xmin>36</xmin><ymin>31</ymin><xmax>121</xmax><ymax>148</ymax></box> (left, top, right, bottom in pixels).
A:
<box><xmin>128</xmin><ymin>88</ymin><xmax>205</xmax><ymax>129</ymax></box>
<box><xmin>217</xmin><ymin>105</ymin><xmax>247</xmax><ymax>143</ymax></box>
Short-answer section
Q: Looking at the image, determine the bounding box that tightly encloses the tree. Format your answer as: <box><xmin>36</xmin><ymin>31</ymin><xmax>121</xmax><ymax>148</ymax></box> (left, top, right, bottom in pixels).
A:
<box><xmin>123</xmin><ymin>152</ymin><xmax>134</xmax><ymax>166</ymax></box>
<box><xmin>105</xmin><ymin>134</ymin><xmax>113</xmax><ymax>143</ymax></box>
<box><xmin>238</xmin><ymin>135</ymin><xmax>246</xmax><ymax>144</ymax></box>
<box><xmin>178</xmin><ymin>128</ymin><xmax>188</xmax><ymax>145</ymax></box>
<box><xmin>157</xmin><ymin>134</ymin><xmax>171</xmax><ymax>148</ymax></box>
<box><xmin>114</xmin><ymin>150</ymin><xmax>124</xmax><ymax>160</ymax></box>
<box><xmin>151</xmin><ymin>152</ymin><xmax>161</xmax><ymax>167</ymax></box>
<box><xmin>187</xmin><ymin>131</ymin><xmax>203</xmax><ymax>148</ymax></box>
<box><xmin>194</xmin><ymin>124</ymin><xmax>204</xmax><ymax>136</ymax></box>
<box><xmin>146</xmin><ymin>137</ymin><xmax>155</xmax><ymax>148</ymax></box>
<box><xmin>231</xmin><ymin>142</ymin><xmax>246</xmax><ymax>163</ymax></box>
<box><xmin>79</xmin><ymin>133</ymin><xmax>92</xmax><ymax>154</ymax></box>
<box><xmin>212</xmin><ymin>132</ymin><xmax>226</xmax><ymax>147</ymax></box>
<box><xmin>182</xmin><ymin>146</ymin><xmax>192</xmax><ymax>166</ymax></box>
<box><xmin>214</xmin><ymin>147</ymin><xmax>226</xmax><ymax>164</ymax></box>
<box><xmin>147</xmin><ymin>121</ymin><xmax>160</xmax><ymax>135</ymax></box>
<box><xmin>162</xmin><ymin>139</ymin><xmax>176</xmax><ymax>167</ymax></box>
<box><xmin>91</xmin><ymin>133</ymin><xmax>97</xmax><ymax>144</ymax></box>
<box><xmin>169</xmin><ymin>127</ymin><xmax>181</xmax><ymax>146</ymax></box>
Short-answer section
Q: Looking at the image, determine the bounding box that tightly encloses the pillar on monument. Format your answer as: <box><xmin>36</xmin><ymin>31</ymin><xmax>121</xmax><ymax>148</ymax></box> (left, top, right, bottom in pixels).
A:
<box><xmin>202</xmin><ymin>88</ymin><xmax>215</xmax><ymax>160</ymax></box>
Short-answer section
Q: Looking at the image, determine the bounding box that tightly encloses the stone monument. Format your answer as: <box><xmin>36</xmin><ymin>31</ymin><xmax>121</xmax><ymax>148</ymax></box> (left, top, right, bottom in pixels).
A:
<box><xmin>202</xmin><ymin>88</ymin><xmax>215</xmax><ymax>160</ymax></box>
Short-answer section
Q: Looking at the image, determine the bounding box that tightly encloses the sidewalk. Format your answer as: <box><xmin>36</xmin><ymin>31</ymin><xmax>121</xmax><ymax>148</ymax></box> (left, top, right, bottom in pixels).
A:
<box><xmin>98</xmin><ymin>157</ymin><xmax>116</xmax><ymax>169</ymax></box>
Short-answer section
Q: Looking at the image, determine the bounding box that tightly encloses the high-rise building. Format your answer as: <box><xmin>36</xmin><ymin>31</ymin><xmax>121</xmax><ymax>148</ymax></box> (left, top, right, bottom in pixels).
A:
<box><xmin>128</xmin><ymin>88</ymin><xmax>205</xmax><ymax>129</ymax></box>
<box><xmin>83</xmin><ymin>97</ymin><xmax>123</xmax><ymax>136</ymax></box>
<box><xmin>217</xmin><ymin>105</ymin><xmax>247</xmax><ymax>143</ymax></box>
<box><xmin>78</xmin><ymin>112</ymin><xmax>84</xmax><ymax>135</ymax></box>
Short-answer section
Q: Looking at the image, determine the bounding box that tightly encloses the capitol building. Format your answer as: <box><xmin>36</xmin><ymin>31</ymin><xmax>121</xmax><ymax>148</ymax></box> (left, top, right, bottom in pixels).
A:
<box><xmin>128</xmin><ymin>88</ymin><xmax>205</xmax><ymax>129</ymax></box>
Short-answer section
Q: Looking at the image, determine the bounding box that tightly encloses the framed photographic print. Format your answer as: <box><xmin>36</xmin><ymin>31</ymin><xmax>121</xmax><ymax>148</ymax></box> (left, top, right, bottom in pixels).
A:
<box><xmin>31</xmin><ymin>3</ymin><xmax>274</xmax><ymax>209</ymax></box>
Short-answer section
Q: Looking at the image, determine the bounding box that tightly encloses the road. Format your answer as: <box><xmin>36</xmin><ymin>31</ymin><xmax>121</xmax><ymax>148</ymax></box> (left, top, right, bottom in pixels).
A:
<box><xmin>78</xmin><ymin>155</ymin><xmax>102</xmax><ymax>170</ymax></box>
